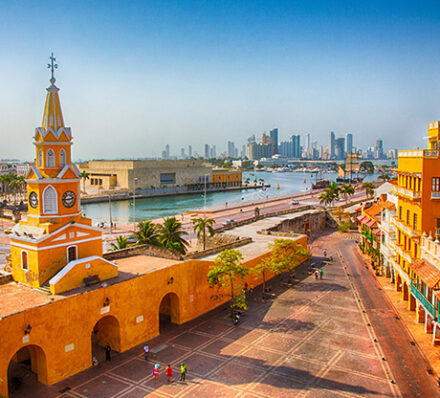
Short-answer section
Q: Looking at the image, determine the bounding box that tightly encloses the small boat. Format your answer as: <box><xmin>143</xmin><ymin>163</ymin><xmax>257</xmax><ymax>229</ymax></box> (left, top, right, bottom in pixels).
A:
<box><xmin>312</xmin><ymin>180</ymin><xmax>330</xmax><ymax>189</ymax></box>
<box><xmin>276</xmin><ymin>184</ymin><xmax>280</xmax><ymax>190</ymax></box>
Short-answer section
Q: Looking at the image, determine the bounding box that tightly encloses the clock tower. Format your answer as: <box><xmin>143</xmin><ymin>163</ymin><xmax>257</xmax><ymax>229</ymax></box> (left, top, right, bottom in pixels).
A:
<box><xmin>10</xmin><ymin>55</ymin><xmax>117</xmax><ymax>291</ymax></box>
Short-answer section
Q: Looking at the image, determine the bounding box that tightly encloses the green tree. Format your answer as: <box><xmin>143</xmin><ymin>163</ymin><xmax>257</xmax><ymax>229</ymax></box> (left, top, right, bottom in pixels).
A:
<box><xmin>252</xmin><ymin>257</ymin><xmax>273</xmax><ymax>301</ymax></box>
<box><xmin>208</xmin><ymin>249</ymin><xmax>249</xmax><ymax>313</ymax></box>
<box><xmin>360</xmin><ymin>161</ymin><xmax>374</xmax><ymax>174</ymax></box>
<box><xmin>133</xmin><ymin>220</ymin><xmax>160</xmax><ymax>246</ymax></box>
<box><xmin>269</xmin><ymin>239</ymin><xmax>310</xmax><ymax>278</ymax></box>
<box><xmin>110</xmin><ymin>235</ymin><xmax>129</xmax><ymax>251</ymax></box>
<box><xmin>159</xmin><ymin>216</ymin><xmax>189</xmax><ymax>254</ymax></box>
<box><xmin>80</xmin><ymin>170</ymin><xmax>90</xmax><ymax>194</ymax></box>
<box><xmin>0</xmin><ymin>173</ymin><xmax>14</xmax><ymax>200</ymax></box>
<box><xmin>318</xmin><ymin>181</ymin><xmax>340</xmax><ymax>207</ymax></box>
<box><xmin>378</xmin><ymin>173</ymin><xmax>390</xmax><ymax>181</ymax></box>
<box><xmin>339</xmin><ymin>184</ymin><xmax>355</xmax><ymax>202</ymax></box>
<box><xmin>192</xmin><ymin>217</ymin><xmax>215</xmax><ymax>250</ymax></box>
<box><xmin>362</xmin><ymin>182</ymin><xmax>375</xmax><ymax>198</ymax></box>
<box><xmin>10</xmin><ymin>175</ymin><xmax>26</xmax><ymax>204</ymax></box>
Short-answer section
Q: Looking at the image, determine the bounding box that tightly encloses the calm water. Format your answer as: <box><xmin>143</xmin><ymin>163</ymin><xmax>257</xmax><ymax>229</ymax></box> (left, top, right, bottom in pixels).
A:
<box><xmin>81</xmin><ymin>171</ymin><xmax>377</xmax><ymax>223</ymax></box>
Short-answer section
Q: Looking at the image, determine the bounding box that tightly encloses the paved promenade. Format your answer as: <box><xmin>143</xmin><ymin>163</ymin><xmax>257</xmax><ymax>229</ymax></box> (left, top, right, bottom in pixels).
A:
<box><xmin>13</xmin><ymin>231</ymin><xmax>435</xmax><ymax>398</ymax></box>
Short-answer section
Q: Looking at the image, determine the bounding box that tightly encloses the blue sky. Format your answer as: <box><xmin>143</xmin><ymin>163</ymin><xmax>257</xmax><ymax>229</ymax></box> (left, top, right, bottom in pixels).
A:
<box><xmin>1</xmin><ymin>1</ymin><xmax>440</xmax><ymax>160</ymax></box>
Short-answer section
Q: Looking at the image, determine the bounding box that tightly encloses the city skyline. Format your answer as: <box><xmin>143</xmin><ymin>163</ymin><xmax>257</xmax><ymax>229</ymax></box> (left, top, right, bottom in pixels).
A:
<box><xmin>1</xmin><ymin>1</ymin><xmax>440</xmax><ymax>160</ymax></box>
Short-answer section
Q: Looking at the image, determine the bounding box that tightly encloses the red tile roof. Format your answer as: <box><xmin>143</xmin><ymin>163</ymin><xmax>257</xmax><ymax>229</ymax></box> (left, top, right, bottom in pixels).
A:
<box><xmin>411</xmin><ymin>259</ymin><xmax>440</xmax><ymax>289</ymax></box>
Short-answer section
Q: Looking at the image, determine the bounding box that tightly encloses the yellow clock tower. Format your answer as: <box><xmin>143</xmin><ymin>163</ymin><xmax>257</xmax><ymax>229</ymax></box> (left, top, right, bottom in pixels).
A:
<box><xmin>10</xmin><ymin>54</ymin><xmax>117</xmax><ymax>293</ymax></box>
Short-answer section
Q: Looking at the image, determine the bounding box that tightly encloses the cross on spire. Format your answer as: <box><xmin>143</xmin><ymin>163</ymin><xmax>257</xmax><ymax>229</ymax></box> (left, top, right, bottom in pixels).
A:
<box><xmin>47</xmin><ymin>52</ymin><xmax>58</xmax><ymax>85</ymax></box>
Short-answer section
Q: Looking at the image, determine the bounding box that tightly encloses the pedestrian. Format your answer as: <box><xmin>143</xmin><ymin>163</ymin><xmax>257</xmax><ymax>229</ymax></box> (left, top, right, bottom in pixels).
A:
<box><xmin>153</xmin><ymin>363</ymin><xmax>160</xmax><ymax>381</ymax></box>
<box><xmin>105</xmin><ymin>344</ymin><xmax>111</xmax><ymax>361</ymax></box>
<box><xmin>314</xmin><ymin>270</ymin><xmax>319</xmax><ymax>279</ymax></box>
<box><xmin>143</xmin><ymin>345</ymin><xmax>149</xmax><ymax>361</ymax></box>
<box><xmin>179</xmin><ymin>363</ymin><xmax>187</xmax><ymax>382</ymax></box>
<box><xmin>323</xmin><ymin>250</ymin><xmax>327</xmax><ymax>257</ymax></box>
<box><xmin>166</xmin><ymin>364</ymin><xmax>173</xmax><ymax>383</ymax></box>
<box><xmin>319</xmin><ymin>269</ymin><xmax>323</xmax><ymax>279</ymax></box>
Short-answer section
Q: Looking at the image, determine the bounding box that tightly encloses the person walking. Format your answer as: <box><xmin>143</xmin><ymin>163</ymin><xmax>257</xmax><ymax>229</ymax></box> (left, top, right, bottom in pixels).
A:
<box><xmin>314</xmin><ymin>270</ymin><xmax>319</xmax><ymax>279</ymax></box>
<box><xmin>166</xmin><ymin>364</ymin><xmax>173</xmax><ymax>383</ymax></box>
<box><xmin>179</xmin><ymin>363</ymin><xmax>187</xmax><ymax>382</ymax></box>
<box><xmin>323</xmin><ymin>250</ymin><xmax>327</xmax><ymax>257</ymax></box>
<box><xmin>153</xmin><ymin>364</ymin><xmax>160</xmax><ymax>381</ymax></box>
<box><xmin>105</xmin><ymin>344</ymin><xmax>111</xmax><ymax>361</ymax></box>
<box><xmin>319</xmin><ymin>268</ymin><xmax>323</xmax><ymax>279</ymax></box>
<box><xmin>143</xmin><ymin>345</ymin><xmax>149</xmax><ymax>361</ymax></box>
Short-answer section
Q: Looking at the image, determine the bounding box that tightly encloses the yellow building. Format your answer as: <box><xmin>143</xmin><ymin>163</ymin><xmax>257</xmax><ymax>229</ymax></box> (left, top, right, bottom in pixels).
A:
<box><xmin>0</xmin><ymin>60</ymin><xmax>307</xmax><ymax>397</ymax></box>
<box><xmin>212</xmin><ymin>168</ymin><xmax>242</xmax><ymax>187</ymax></box>
<box><xmin>388</xmin><ymin>121</ymin><xmax>440</xmax><ymax>340</ymax></box>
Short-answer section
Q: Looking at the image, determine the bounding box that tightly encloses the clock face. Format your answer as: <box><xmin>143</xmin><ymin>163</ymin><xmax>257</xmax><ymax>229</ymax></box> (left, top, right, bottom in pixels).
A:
<box><xmin>29</xmin><ymin>192</ymin><xmax>38</xmax><ymax>208</ymax></box>
<box><xmin>62</xmin><ymin>191</ymin><xmax>76</xmax><ymax>208</ymax></box>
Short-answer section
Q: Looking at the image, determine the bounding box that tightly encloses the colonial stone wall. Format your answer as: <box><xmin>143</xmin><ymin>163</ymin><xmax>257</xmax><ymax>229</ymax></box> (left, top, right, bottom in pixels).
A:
<box><xmin>264</xmin><ymin>209</ymin><xmax>327</xmax><ymax>236</ymax></box>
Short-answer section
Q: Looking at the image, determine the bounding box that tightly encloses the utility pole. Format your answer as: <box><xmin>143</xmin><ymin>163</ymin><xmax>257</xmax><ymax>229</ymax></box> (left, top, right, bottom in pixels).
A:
<box><xmin>108</xmin><ymin>193</ymin><xmax>113</xmax><ymax>234</ymax></box>
<box><xmin>133</xmin><ymin>173</ymin><xmax>138</xmax><ymax>232</ymax></box>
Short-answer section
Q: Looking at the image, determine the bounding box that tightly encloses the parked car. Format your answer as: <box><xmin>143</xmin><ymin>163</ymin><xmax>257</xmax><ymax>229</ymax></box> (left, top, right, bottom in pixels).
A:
<box><xmin>224</xmin><ymin>219</ymin><xmax>235</xmax><ymax>225</ymax></box>
<box><xmin>291</xmin><ymin>200</ymin><xmax>300</xmax><ymax>205</ymax></box>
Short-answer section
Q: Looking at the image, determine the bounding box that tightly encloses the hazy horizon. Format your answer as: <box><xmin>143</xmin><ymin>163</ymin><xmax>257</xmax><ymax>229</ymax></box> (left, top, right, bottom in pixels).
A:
<box><xmin>1</xmin><ymin>1</ymin><xmax>439</xmax><ymax>160</ymax></box>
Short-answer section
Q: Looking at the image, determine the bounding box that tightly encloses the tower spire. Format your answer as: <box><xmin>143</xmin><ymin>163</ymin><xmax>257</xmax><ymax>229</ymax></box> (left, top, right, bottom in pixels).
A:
<box><xmin>47</xmin><ymin>52</ymin><xmax>58</xmax><ymax>85</ymax></box>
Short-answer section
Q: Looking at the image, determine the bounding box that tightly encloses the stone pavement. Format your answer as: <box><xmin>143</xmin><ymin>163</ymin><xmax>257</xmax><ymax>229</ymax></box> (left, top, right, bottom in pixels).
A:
<box><xmin>16</xmin><ymin>238</ymin><xmax>399</xmax><ymax>398</ymax></box>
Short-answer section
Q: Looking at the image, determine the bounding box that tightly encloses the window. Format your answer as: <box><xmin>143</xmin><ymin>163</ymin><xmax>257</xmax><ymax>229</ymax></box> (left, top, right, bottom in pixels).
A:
<box><xmin>413</xmin><ymin>213</ymin><xmax>417</xmax><ymax>230</ymax></box>
<box><xmin>60</xmin><ymin>149</ymin><xmax>66</xmax><ymax>167</ymax></box>
<box><xmin>67</xmin><ymin>246</ymin><xmax>77</xmax><ymax>263</ymax></box>
<box><xmin>406</xmin><ymin>210</ymin><xmax>410</xmax><ymax>225</ymax></box>
<box><xmin>38</xmin><ymin>149</ymin><xmax>43</xmax><ymax>167</ymax></box>
<box><xmin>21</xmin><ymin>251</ymin><xmax>28</xmax><ymax>270</ymax></box>
<box><xmin>399</xmin><ymin>206</ymin><xmax>402</xmax><ymax>220</ymax></box>
<box><xmin>46</xmin><ymin>149</ymin><xmax>55</xmax><ymax>168</ymax></box>
<box><xmin>433</xmin><ymin>177</ymin><xmax>440</xmax><ymax>192</ymax></box>
<box><xmin>160</xmin><ymin>173</ymin><xmax>176</xmax><ymax>184</ymax></box>
<box><xmin>43</xmin><ymin>185</ymin><xmax>57</xmax><ymax>213</ymax></box>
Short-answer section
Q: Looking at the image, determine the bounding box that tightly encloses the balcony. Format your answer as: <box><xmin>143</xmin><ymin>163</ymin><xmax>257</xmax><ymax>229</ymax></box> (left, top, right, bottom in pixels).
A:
<box><xmin>390</xmin><ymin>217</ymin><xmax>419</xmax><ymax>238</ymax></box>
<box><xmin>410</xmin><ymin>283</ymin><xmax>435</xmax><ymax>319</ymax></box>
<box><xmin>399</xmin><ymin>149</ymin><xmax>439</xmax><ymax>158</ymax></box>
<box><xmin>389</xmin><ymin>238</ymin><xmax>413</xmax><ymax>264</ymax></box>
<box><xmin>393</xmin><ymin>186</ymin><xmax>421</xmax><ymax>200</ymax></box>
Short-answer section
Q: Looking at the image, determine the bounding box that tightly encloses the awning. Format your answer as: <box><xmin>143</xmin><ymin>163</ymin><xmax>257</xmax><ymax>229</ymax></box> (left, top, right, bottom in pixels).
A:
<box><xmin>411</xmin><ymin>259</ymin><xmax>440</xmax><ymax>289</ymax></box>
<box><xmin>373</xmin><ymin>229</ymin><xmax>382</xmax><ymax>237</ymax></box>
<box><xmin>366</xmin><ymin>219</ymin><xmax>377</xmax><ymax>228</ymax></box>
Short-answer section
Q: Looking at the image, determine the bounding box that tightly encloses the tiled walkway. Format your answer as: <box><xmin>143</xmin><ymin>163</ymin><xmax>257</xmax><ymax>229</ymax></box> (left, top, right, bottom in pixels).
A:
<box><xmin>16</xmin><ymin>245</ymin><xmax>399</xmax><ymax>398</ymax></box>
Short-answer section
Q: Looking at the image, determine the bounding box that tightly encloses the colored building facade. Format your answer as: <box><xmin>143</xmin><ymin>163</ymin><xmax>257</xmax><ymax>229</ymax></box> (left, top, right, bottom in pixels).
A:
<box><xmin>384</xmin><ymin>121</ymin><xmax>440</xmax><ymax>342</ymax></box>
<box><xmin>212</xmin><ymin>168</ymin><xmax>242</xmax><ymax>186</ymax></box>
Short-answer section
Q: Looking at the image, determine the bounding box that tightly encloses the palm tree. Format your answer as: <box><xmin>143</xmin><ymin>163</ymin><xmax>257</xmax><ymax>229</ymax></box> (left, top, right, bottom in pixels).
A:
<box><xmin>319</xmin><ymin>181</ymin><xmax>340</xmax><ymax>207</ymax></box>
<box><xmin>362</xmin><ymin>182</ymin><xmax>375</xmax><ymax>198</ymax></box>
<box><xmin>378</xmin><ymin>173</ymin><xmax>390</xmax><ymax>181</ymax></box>
<box><xmin>133</xmin><ymin>220</ymin><xmax>160</xmax><ymax>246</ymax></box>
<box><xmin>159</xmin><ymin>216</ymin><xmax>189</xmax><ymax>254</ymax></box>
<box><xmin>0</xmin><ymin>173</ymin><xmax>14</xmax><ymax>201</ymax></box>
<box><xmin>10</xmin><ymin>175</ymin><xmax>26</xmax><ymax>204</ymax></box>
<box><xmin>192</xmin><ymin>217</ymin><xmax>215</xmax><ymax>250</ymax></box>
<box><xmin>80</xmin><ymin>170</ymin><xmax>90</xmax><ymax>194</ymax></box>
<box><xmin>340</xmin><ymin>184</ymin><xmax>355</xmax><ymax>202</ymax></box>
<box><xmin>110</xmin><ymin>235</ymin><xmax>129</xmax><ymax>251</ymax></box>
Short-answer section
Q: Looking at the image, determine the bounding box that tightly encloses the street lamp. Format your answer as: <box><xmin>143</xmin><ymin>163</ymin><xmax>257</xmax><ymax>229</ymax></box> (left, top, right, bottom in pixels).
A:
<box><xmin>108</xmin><ymin>193</ymin><xmax>113</xmax><ymax>234</ymax></box>
<box><xmin>133</xmin><ymin>176</ymin><xmax>138</xmax><ymax>231</ymax></box>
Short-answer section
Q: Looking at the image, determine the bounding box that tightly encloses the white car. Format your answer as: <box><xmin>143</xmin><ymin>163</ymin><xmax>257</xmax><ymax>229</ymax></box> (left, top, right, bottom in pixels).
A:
<box><xmin>291</xmin><ymin>200</ymin><xmax>300</xmax><ymax>205</ymax></box>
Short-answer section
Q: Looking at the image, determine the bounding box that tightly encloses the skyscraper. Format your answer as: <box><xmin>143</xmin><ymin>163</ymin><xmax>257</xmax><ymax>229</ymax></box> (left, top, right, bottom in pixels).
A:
<box><xmin>306</xmin><ymin>133</ymin><xmax>311</xmax><ymax>150</ymax></box>
<box><xmin>335</xmin><ymin>137</ymin><xmax>345</xmax><ymax>160</ymax></box>
<box><xmin>165</xmin><ymin>144</ymin><xmax>170</xmax><ymax>159</ymax></box>
<box><xmin>270</xmin><ymin>128</ymin><xmax>278</xmax><ymax>154</ymax></box>
<box><xmin>346</xmin><ymin>133</ymin><xmax>353</xmax><ymax>154</ymax></box>
<box><xmin>375</xmin><ymin>139</ymin><xmax>384</xmax><ymax>159</ymax></box>
<box><xmin>188</xmin><ymin>145</ymin><xmax>192</xmax><ymax>158</ymax></box>
<box><xmin>181</xmin><ymin>148</ymin><xmax>185</xmax><ymax>158</ymax></box>
<box><xmin>329</xmin><ymin>131</ymin><xmax>335</xmax><ymax>159</ymax></box>
<box><xmin>204</xmin><ymin>144</ymin><xmax>210</xmax><ymax>159</ymax></box>
<box><xmin>227</xmin><ymin>141</ymin><xmax>236</xmax><ymax>158</ymax></box>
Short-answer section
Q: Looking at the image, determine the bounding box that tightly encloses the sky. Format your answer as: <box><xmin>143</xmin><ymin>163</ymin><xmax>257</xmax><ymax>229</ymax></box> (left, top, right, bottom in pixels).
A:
<box><xmin>0</xmin><ymin>0</ymin><xmax>440</xmax><ymax>160</ymax></box>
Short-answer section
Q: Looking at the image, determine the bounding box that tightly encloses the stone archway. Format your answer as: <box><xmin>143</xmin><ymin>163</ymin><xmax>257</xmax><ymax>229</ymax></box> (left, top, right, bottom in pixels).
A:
<box><xmin>7</xmin><ymin>344</ymin><xmax>47</xmax><ymax>396</ymax></box>
<box><xmin>158</xmin><ymin>292</ymin><xmax>180</xmax><ymax>332</ymax></box>
<box><xmin>91</xmin><ymin>315</ymin><xmax>121</xmax><ymax>363</ymax></box>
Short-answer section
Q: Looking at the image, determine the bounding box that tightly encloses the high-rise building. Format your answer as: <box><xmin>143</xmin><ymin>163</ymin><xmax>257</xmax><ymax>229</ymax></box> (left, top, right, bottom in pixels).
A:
<box><xmin>227</xmin><ymin>141</ymin><xmax>236</xmax><ymax>158</ymax></box>
<box><xmin>204</xmin><ymin>144</ymin><xmax>210</xmax><ymax>159</ymax></box>
<box><xmin>188</xmin><ymin>145</ymin><xmax>192</xmax><ymax>158</ymax></box>
<box><xmin>210</xmin><ymin>145</ymin><xmax>216</xmax><ymax>158</ymax></box>
<box><xmin>329</xmin><ymin>131</ymin><xmax>335</xmax><ymax>159</ymax></box>
<box><xmin>346</xmin><ymin>133</ymin><xmax>353</xmax><ymax>154</ymax></box>
<box><xmin>335</xmin><ymin>137</ymin><xmax>345</xmax><ymax>160</ymax></box>
<box><xmin>180</xmin><ymin>148</ymin><xmax>185</xmax><ymax>158</ymax></box>
<box><xmin>375</xmin><ymin>139</ymin><xmax>384</xmax><ymax>159</ymax></box>
<box><xmin>270</xmin><ymin>128</ymin><xmax>278</xmax><ymax>154</ymax></box>
<box><xmin>306</xmin><ymin>133</ymin><xmax>311</xmax><ymax>150</ymax></box>
<box><xmin>165</xmin><ymin>144</ymin><xmax>170</xmax><ymax>159</ymax></box>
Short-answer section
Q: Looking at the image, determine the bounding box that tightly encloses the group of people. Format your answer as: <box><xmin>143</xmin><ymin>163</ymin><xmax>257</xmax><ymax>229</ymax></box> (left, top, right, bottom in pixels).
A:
<box><xmin>144</xmin><ymin>345</ymin><xmax>187</xmax><ymax>383</ymax></box>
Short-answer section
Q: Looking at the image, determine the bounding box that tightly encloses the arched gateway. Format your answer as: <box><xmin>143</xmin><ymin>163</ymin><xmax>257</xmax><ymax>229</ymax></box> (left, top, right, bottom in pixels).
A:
<box><xmin>159</xmin><ymin>292</ymin><xmax>180</xmax><ymax>331</ymax></box>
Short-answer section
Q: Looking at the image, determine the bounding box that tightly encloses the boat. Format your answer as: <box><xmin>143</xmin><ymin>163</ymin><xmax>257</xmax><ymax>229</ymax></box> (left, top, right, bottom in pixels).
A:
<box><xmin>311</xmin><ymin>179</ymin><xmax>330</xmax><ymax>189</ymax></box>
<box><xmin>335</xmin><ymin>166</ymin><xmax>364</xmax><ymax>184</ymax></box>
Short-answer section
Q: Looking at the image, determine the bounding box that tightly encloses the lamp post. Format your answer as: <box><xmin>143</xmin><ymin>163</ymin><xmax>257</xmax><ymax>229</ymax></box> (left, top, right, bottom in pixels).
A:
<box><xmin>133</xmin><ymin>176</ymin><xmax>138</xmax><ymax>232</ymax></box>
<box><xmin>108</xmin><ymin>193</ymin><xmax>113</xmax><ymax>234</ymax></box>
